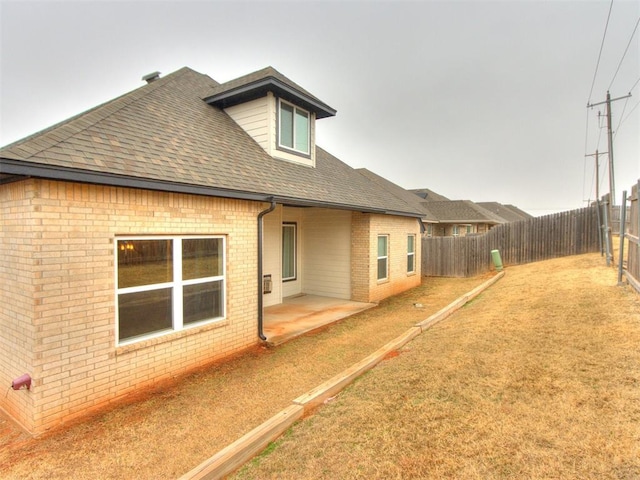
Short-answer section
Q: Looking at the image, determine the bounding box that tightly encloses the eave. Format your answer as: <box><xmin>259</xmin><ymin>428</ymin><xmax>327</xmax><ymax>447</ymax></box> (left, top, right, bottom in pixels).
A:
<box><xmin>0</xmin><ymin>158</ymin><xmax>422</xmax><ymax>218</ymax></box>
<box><xmin>204</xmin><ymin>77</ymin><xmax>336</xmax><ymax>119</ymax></box>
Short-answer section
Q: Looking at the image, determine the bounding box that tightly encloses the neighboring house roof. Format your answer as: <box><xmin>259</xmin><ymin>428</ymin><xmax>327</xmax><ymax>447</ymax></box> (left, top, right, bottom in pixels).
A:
<box><xmin>424</xmin><ymin>200</ymin><xmax>506</xmax><ymax>224</ymax></box>
<box><xmin>0</xmin><ymin>67</ymin><xmax>423</xmax><ymax>218</ymax></box>
<box><xmin>503</xmin><ymin>204</ymin><xmax>534</xmax><ymax>219</ymax></box>
<box><xmin>409</xmin><ymin>188</ymin><xmax>450</xmax><ymax>202</ymax></box>
<box><xmin>477</xmin><ymin>202</ymin><xmax>534</xmax><ymax>222</ymax></box>
<box><xmin>356</xmin><ymin>168</ymin><xmax>439</xmax><ymax>223</ymax></box>
<box><xmin>204</xmin><ymin>66</ymin><xmax>336</xmax><ymax>119</ymax></box>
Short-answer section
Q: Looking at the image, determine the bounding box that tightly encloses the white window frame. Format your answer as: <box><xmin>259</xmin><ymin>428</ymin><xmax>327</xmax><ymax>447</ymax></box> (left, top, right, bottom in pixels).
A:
<box><xmin>377</xmin><ymin>234</ymin><xmax>389</xmax><ymax>281</ymax></box>
<box><xmin>452</xmin><ymin>225</ymin><xmax>460</xmax><ymax>237</ymax></box>
<box><xmin>407</xmin><ymin>234</ymin><xmax>416</xmax><ymax>274</ymax></box>
<box><xmin>282</xmin><ymin>223</ymin><xmax>297</xmax><ymax>282</ymax></box>
<box><xmin>278</xmin><ymin>98</ymin><xmax>310</xmax><ymax>155</ymax></box>
<box><xmin>115</xmin><ymin>235</ymin><xmax>226</xmax><ymax>345</ymax></box>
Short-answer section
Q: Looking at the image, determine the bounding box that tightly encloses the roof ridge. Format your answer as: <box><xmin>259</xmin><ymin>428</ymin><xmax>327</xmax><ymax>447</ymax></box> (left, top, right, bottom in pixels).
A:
<box><xmin>466</xmin><ymin>201</ymin><xmax>507</xmax><ymax>222</ymax></box>
<box><xmin>211</xmin><ymin>66</ymin><xmax>310</xmax><ymax>97</ymax></box>
<box><xmin>2</xmin><ymin>67</ymin><xmax>196</xmax><ymax>160</ymax></box>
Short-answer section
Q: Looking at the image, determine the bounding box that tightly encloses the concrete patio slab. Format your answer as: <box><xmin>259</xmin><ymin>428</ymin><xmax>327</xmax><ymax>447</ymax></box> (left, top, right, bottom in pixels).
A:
<box><xmin>263</xmin><ymin>295</ymin><xmax>377</xmax><ymax>346</ymax></box>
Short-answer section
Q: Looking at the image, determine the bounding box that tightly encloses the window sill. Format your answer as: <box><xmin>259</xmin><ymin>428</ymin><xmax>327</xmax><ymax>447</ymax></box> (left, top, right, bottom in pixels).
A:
<box><xmin>276</xmin><ymin>144</ymin><xmax>311</xmax><ymax>159</ymax></box>
<box><xmin>116</xmin><ymin>318</ymin><xmax>228</xmax><ymax>356</ymax></box>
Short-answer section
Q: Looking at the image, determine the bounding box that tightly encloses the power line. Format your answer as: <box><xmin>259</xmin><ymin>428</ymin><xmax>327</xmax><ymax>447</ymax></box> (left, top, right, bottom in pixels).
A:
<box><xmin>587</xmin><ymin>92</ymin><xmax>632</xmax><ymax>205</ymax></box>
<box><xmin>613</xmin><ymin>95</ymin><xmax>630</xmax><ymax>138</ymax></box>
<box><xmin>588</xmin><ymin>0</ymin><xmax>614</xmax><ymax>105</ymax></box>
<box><xmin>608</xmin><ymin>16</ymin><xmax>640</xmax><ymax>91</ymax></box>
<box><xmin>617</xmin><ymin>100</ymin><xmax>640</xmax><ymax>131</ymax></box>
<box><xmin>629</xmin><ymin>76</ymin><xmax>640</xmax><ymax>93</ymax></box>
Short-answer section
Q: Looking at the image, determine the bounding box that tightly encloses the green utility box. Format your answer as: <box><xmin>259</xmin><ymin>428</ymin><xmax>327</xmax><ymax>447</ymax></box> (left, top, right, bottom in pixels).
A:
<box><xmin>491</xmin><ymin>249</ymin><xmax>503</xmax><ymax>271</ymax></box>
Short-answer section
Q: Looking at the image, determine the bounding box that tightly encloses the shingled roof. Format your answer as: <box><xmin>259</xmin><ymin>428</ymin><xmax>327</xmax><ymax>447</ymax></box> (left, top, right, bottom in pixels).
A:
<box><xmin>0</xmin><ymin>67</ymin><xmax>423</xmax><ymax>218</ymax></box>
<box><xmin>424</xmin><ymin>200</ymin><xmax>506</xmax><ymax>224</ymax></box>
<box><xmin>356</xmin><ymin>168</ymin><xmax>439</xmax><ymax>223</ymax></box>
<box><xmin>409</xmin><ymin>188</ymin><xmax>450</xmax><ymax>202</ymax></box>
<box><xmin>477</xmin><ymin>202</ymin><xmax>533</xmax><ymax>222</ymax></box>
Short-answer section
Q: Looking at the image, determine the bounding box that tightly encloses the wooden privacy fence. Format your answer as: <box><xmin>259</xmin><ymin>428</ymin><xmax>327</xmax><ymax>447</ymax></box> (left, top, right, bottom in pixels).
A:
<box><xmin>619</xmin><ymin>181</ymin><xmax>640</xmax><ymax>293</ymax></box>
<box><xmin>422</xmin><ymin>206</ymin><xmax>601</xmax><ymax>277</ymax></box>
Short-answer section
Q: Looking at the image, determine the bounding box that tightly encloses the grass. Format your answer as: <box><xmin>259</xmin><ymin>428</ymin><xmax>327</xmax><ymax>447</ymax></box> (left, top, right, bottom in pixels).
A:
<box><xmin>232</xmin><ymin>254</ymin><xmax>640</xmax><ymax>479</ymax></box>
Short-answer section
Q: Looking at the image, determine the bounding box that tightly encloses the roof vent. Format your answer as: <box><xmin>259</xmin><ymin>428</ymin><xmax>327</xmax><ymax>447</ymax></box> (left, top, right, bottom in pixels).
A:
<box><xmin>142</xmin><ymin>71</ymin><xmax>161</xmax><ymax>84</ymax></box>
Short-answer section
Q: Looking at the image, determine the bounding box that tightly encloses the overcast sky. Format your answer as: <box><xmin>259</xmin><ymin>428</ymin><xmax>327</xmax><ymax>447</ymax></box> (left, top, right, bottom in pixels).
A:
<box><xmin>1</xmin><ymin>0</ymin><xmax>638</xmax><ymax>215</ymax></box>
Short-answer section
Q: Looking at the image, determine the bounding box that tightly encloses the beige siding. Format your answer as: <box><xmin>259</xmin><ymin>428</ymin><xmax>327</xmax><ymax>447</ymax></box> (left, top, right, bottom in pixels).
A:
<box><xmin>267</xmin><ymin>95</ymin><xmax>316</xmax><ymax>168</ymax></box>
<box><xmin>282</xmin><ymin>208</ymin><xmax>303</xmax><ymax>298</ymax></box>
<box><xmin>224</xmin><ymin>97</ymin><xmax>270</xmax><ymax>151</ymax></box>
<box><xmin>0</xmin><ymin>179</ymin><xmax>263</xmax><ymax>434</ymax></box>
<box><xmin>262</xmin><ymin>206</ymin><xmax>283</xmax><ymax>307</ymax></box>
<box><xmin>302</xmin><ymin>209</ymin><xmax>351</xmax><ymax>299</ymax></box>
<box><xmin>224</xmin><ymin>94</ymin><xmax>317</xmax><ymax>169</ymax></box>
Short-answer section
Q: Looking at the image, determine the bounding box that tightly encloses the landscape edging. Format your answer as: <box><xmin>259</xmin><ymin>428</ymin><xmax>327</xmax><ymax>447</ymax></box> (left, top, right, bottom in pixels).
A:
<box><xmin>179</xmin><ymin>271</ymin><xmax>505</xmax><ymax>480</ymax></box>
<box><xmin>178</xmin><ymin>404</ymin><xmax>304</xmax><ymax>480</ymax></box>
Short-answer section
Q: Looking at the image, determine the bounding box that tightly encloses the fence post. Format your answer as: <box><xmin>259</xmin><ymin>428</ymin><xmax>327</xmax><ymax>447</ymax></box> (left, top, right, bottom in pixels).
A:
<box><xmin>618</xmin><ymin>190</ymin><xmax>627</xmax><ymax>285</ymax></box>
<box><xmin>595</xmin><ymin>199</ymin><xmax>603</xmax><ymax>255</ymax></box>
<box><xmin>637</xmin><ymin>180</ymin><xmax>640</xmax><ymax>261</ymax></box>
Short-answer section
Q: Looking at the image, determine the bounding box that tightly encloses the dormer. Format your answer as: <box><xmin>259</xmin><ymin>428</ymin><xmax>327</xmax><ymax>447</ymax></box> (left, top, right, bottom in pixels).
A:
<box><xmin>204</xmin><ymin>67</ymin><xmax>336</xmax><ymax>167</ymax></box>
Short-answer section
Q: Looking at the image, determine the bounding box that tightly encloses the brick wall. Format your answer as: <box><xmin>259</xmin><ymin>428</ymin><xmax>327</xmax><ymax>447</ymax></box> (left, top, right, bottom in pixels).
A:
<box><xmin>0</xmin><ymin>181</ymin><xmax>38</xmax><ymax>430</ymax></box>
<box><xmin>351</xmin><ymin>212</ymin><xmax>422</xmax><ymax>303</ymax></box>
<box><xmin>1</xmin><ymin>179</ymin><xmax>263</xmax><ymax>434</ymax></box>
<box><xmin>350</xmin><ymin>212</ymin><xmax>371</xmax><ymax>302</ymax></box>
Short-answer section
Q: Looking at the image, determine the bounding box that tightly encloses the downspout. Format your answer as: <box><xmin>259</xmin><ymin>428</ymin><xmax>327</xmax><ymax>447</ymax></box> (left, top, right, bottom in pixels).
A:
<box><xmin>418</xmin><ymin>218</ymin><xmax>426</xmax><ymax>235</ymax></box>
<box><xmin>257</xmin><ymin>198</ymin><xmax>276</xmax><ymax>341</ymax></box>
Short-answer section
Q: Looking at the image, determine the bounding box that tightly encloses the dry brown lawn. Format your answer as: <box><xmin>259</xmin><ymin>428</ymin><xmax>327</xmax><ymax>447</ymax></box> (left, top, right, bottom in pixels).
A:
<box><xmin>1</xmin><ymin>253</ymin><xmax>639</xmax><ymax>479</ymax></box>
<box><xmin>233</xmin><ymin>253</ymin><xmax>640</xmax><ymax>480</ymax></box>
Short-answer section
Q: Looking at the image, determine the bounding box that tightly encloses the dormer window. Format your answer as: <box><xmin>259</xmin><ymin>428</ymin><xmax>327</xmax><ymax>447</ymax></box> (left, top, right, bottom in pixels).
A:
<box><xmin>204</xmin><ymin>67</ymin><xmax>335</xmax><ymax>167</ymax></box>
<box><xmin>278</xmin><ymin>99</ymin><xmax>310</xmax><ymax>155</ymax></box>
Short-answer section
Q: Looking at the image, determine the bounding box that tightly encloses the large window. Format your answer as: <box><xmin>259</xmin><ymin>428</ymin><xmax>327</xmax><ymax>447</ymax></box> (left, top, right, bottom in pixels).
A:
<box><xmin>282</xmin><ymin>223</ymin><xmax>297</xmax><ymax>281</ymax></box>
<box><xmin>377</xmin><ymin>235</ymin><xmax>389</xmax><ymax>281</ymax></box>
<box><xmin>116</xmin><ymin>236</ymin><xmax>225</xmax><ymax>344</ymax></box>
<box><xmin>278</xmin><ymin>99</ymin><xmax>310</xmax><ymax>155</ymax></box>
<box><xmin>407</xmin><ymin>235</ymin><xmax>416</xmax><ymax>274</ymax></box>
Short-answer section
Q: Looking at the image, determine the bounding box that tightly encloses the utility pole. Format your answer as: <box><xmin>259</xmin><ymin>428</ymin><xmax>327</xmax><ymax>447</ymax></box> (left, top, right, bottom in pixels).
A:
<box><xmin>606</xmin><ymin>92</ymin><xmax>616</xmax><ymax>204</ymax></box>
<box><xmin>587</xmin><ymin>91</ymin><xmax>632</xmax><ymax>206</ymax></box>
<box><xmin>595</xmin><ymin>149</ymin><xmax>600</xmax><ymax>201</ymax></box>
<box><xmin>585</xmin><ymin>149</ymin><xmax>607</xmax><ymax>201</ymax></box>
<box><xmin>586</xmin><ymin>149</ymin><xmax>607</xmax><ymax>256</ymax></box>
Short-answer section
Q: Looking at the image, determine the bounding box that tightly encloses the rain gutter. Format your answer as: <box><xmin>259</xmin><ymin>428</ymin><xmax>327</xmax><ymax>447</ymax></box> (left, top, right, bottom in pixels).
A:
<box><xmin>257</xmin><ymin>198</ymin><xmax>277</xmax><ymax>341</ymax></box>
